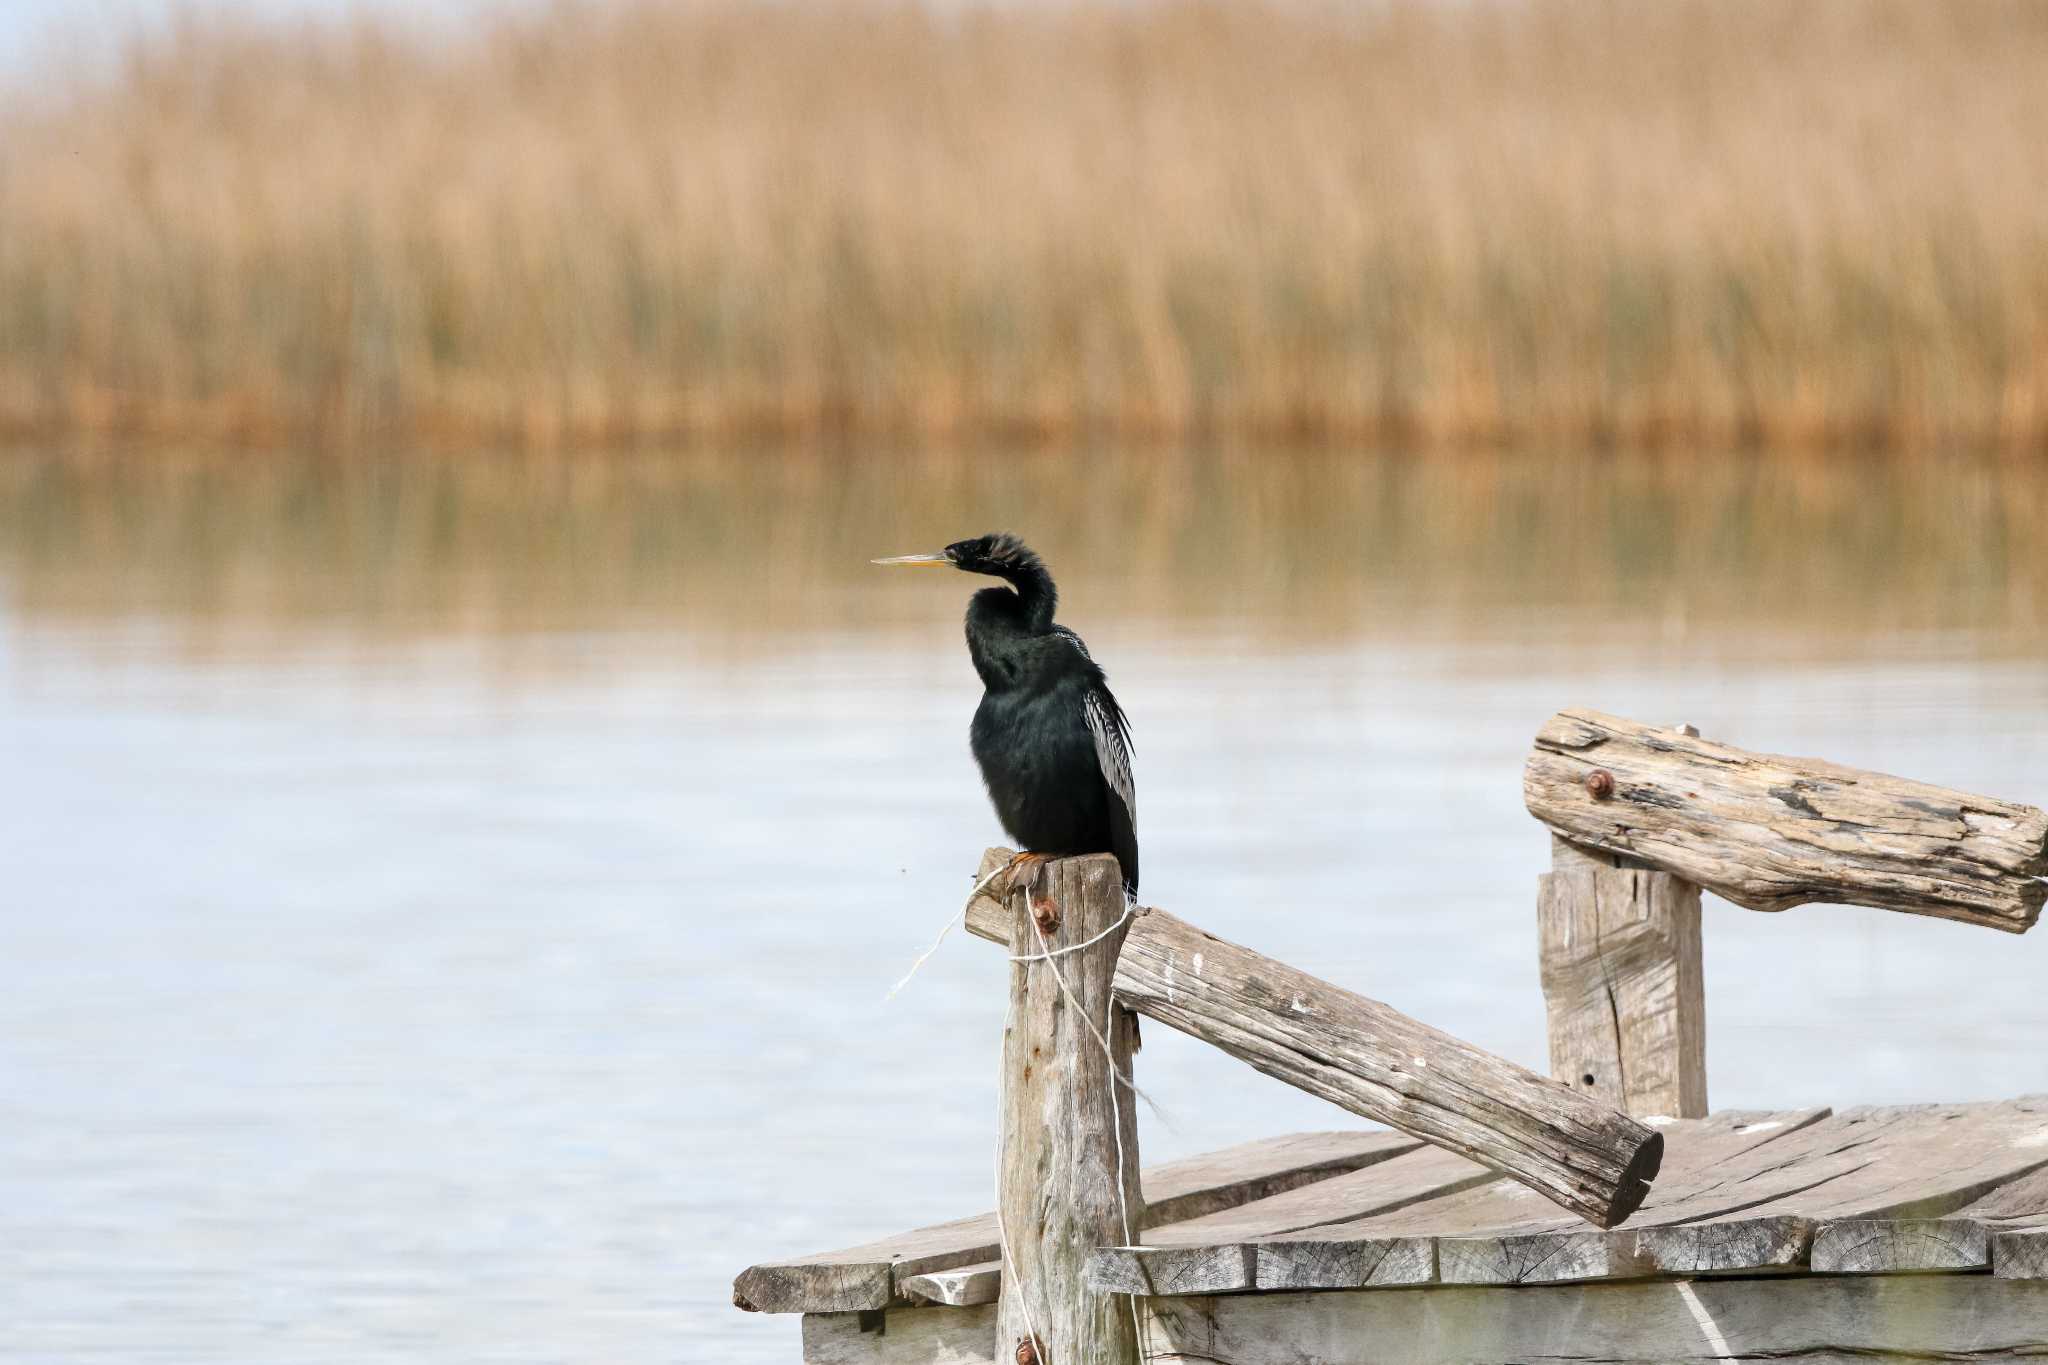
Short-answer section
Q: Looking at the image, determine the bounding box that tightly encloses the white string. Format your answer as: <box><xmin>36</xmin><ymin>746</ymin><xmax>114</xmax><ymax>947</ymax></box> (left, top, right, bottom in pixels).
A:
<box><xmin>883</xmin><ymin>863</ymin><xmax>1007</xmax><ymax>1002</ymax></box>
<box><xmin>1008</xmin><ymin>905</ymin><xmax>1135</xmax><ymax>962</ymax></box>
<box><xmin>992</xmin><ymin>1098</ymin><xmax>1045</xmax><ymax>1365</ymax></box>
<box><xmin>1025</xmin><ymin>906</ymin><xmax>1149</xmax><ymax>1355</ymax></box>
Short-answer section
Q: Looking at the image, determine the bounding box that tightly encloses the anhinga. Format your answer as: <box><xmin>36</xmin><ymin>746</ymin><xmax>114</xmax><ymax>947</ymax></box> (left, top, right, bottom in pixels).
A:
<box><xmin>874</xmin><ymin>533</ymin><xmax>1138</xmax><ymax>900</ymax></box>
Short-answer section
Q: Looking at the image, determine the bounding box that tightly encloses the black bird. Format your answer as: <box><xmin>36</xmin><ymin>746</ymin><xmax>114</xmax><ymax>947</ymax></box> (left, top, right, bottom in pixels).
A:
<box><xmin>874</xmin><ymin>533</ymin><xmax>1138</xmax><ymax>899</ymax></box>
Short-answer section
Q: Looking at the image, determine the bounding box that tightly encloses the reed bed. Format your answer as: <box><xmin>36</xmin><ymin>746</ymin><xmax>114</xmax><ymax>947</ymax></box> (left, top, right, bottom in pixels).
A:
<box><xmin>3</xmin><ymin>0</ymin><xmax>2047</xmax><ymax>449</ymax></box>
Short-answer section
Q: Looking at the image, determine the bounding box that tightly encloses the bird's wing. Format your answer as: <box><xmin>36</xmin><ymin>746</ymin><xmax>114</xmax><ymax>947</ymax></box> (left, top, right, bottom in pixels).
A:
<box><xmin>1053</xmin><ymin>625</ymin><xmax>1093</xmax><ymax>661</ymax></box>
<box><xmin>1083</xmin><ymin>686</ymin><xmax>1136</xmax><ymax>826</ymax></box>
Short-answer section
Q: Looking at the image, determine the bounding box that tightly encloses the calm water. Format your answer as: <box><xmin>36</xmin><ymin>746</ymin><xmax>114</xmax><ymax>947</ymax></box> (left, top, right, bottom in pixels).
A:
<box><xmin>2</xmin><ymin>448</ymin><xmax>2046</xmax><ymax>1363</ymax></box>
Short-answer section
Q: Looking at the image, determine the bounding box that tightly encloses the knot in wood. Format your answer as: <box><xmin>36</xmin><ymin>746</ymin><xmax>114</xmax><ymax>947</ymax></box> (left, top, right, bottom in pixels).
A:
<box><xmin>1030</xmin><ymin>896</ymin><xmax>1061</xmax><ymax>936</ymax></box>
<box><xmin>1585</xmin><ymin>768</ymin><xmax>1616</xmax><ymax>800</ymax></box>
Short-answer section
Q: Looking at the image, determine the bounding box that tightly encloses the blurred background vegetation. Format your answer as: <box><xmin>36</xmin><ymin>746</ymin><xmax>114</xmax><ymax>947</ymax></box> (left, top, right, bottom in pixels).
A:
<box><xmin>3</xmin><ymin>0</ymin><xmax>2046</xmax><ymax>450</ymax></box>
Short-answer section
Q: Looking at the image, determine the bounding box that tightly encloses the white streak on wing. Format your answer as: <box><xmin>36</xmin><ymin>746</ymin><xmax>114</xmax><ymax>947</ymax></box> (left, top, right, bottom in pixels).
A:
<box><xmin>1053</xmin><ymin>626</ymin><xmax>1093</xmax><ymax>661</ymax></box>
<box><xmin>1083</xmin><ymin>687</ymin><xmax>1137</xmax><ymax>824</ymax></box>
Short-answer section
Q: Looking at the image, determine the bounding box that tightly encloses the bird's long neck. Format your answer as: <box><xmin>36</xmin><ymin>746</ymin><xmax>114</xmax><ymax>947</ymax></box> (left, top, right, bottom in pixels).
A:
<box><xmin>996</xmin><ymin>559</ymin><xmax>1057</xmax><ymax>633</ymax></box>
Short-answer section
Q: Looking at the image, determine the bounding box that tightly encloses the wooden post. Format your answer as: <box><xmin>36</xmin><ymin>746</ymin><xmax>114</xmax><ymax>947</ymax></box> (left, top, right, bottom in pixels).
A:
<box><xmin>969</xmin><ymin>850</ymin><xmax>1664</xmax><ymax>1230</ymax></box>
<box><xmin>1538</xmin><ymin>835</ymin><xmax>1707</xmax><ymax>1120</ymax></box>
<box><xmin>996</xmin><ymin>853</ymin><xmax>1143</xmax><ymax>1365</ymax></box>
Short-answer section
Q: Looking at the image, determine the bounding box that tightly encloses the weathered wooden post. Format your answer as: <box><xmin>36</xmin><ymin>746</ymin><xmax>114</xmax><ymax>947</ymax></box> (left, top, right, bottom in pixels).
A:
<box><xmin>1538</xmin><ymin>834</ymin><xmax>1707</xmax><ymax>1119</ymax></box>
<box><xmin>995</xmin><ymin>853</ymin><xmax>1143</xmax><ymax>1365</ymax></box>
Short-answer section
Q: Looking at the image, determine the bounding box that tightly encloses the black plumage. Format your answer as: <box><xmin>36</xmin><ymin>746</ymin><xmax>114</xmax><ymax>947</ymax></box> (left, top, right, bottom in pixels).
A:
<box><xmin>874</xmin><ymin>533</ymin><xmax>1138</xmax><ymax>898</ymax></box>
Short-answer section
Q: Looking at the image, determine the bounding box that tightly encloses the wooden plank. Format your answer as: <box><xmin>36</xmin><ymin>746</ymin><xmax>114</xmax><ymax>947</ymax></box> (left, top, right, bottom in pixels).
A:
<box><xmin>1539</xmin><ymin>835</ymin><xmax>1706</xmax><ymax>1119</ymax></box>
<box><xmin>992</xmin><ymin>854</ymin><xmax>1140</xmax><ymax>1365</ymax></box>
<box><xmin>1536</xmin><ymin>1097</ymin><xmax>2048</xmax><ymax>1285</ymax></box>
<box><xmin>802</xmin><ymin>1305</ymin><xmax>997</xmax><ymax>1365</ymax></box>
<box><xmin>1812</xmin><ymin>1150</ymin><xmax>2048</xmax><ymax>1276</ymax></box>
<box><xmin>1124</xmin><ymin>1108</ymin><xmax>1827</xmax><ymax>1294</ymax></box>
<box><xmin>899</xmin><ymin>1263</ymin><xmax>999</xmax><ymax>1307</ymax></box>
<box><xmin>1430</xmin><ymin>1107</ymin><xmax>1837</xmax><ymax>1285</ymax></box>
<box><xmin>1251</xmin><ymin>1106</ymin><xmax>1829</xmax><ymax>1289</ymax></box>
<box><xmin>734</xmin><ymin>1127</ymin><xmax>1416</xmax><ymax>1313</ymax></box>
<box><xmin>1810</xmin><ymin>1218</ymin><xmax>1988</xmax><ymax>1273</ymax></box>
<box><xmin>1524</xmin><ymin>708</ymin><xmax>2048</xmax><ymax>932</ymax></box>
<box><xmin>1995</xmin><ymin>1227</ymin><xmax>2048</xmax><ymax>1280</ymax></box>
<box><xmin>1088</xmin><ymin>1144</ymin><xmax>1495</xmax><ymax>1295</ymax></box>
<box><xmin>966</xmin><ymin>848</ymin><xmax>1666</xmax><ymax>1229</ymax></box>
<box><xmin>1146</xmin><ymin>1277</ymin><xmax>2048</xmax><ymax>1365</ymax></box>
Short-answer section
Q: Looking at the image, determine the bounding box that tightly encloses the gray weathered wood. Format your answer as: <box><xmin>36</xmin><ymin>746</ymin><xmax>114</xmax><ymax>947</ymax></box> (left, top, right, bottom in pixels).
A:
<box><xmin>805</xmin><ymin>1278</ymin><xmax>2048</xmax><ymax>1365</ymax></box>
<box><xmin>1145</xmin><ymin>1277</ymin><xmax>2048</xmax><ymax>1365</ymax></box>
<box><xmin>1451</xmin><ymin>1097</ymin><xmax>2048</xmax><ymax>1287</ymax></box>
<box><xmin>899</xmin><ymin>1263</ymin><xmax>1001</xmax><ymax>1307</ymax></box>
<box><xmin>1995</xmin><ymin>1227</ymin><xmax>2048</xmax><ymax>1279</ymax></box>
<box><xmin>1813</xmin><ymin>1156</ymin><xmax>2048</xmax><ymax>1277</ymax></box>
<box><xmin>802</xmin><ymin>1304</ymin><xmax>998</xmax><ymax>1365</ymax></box>
<box><xmin>967</xmin><ymin>850</ymin><xmax>1664</xmax><ymax>1229</ymax></box>
<box><xmin>1088</xmin><ymin>1144</ymin><xmax>1494</xmax><ymax>1295</ymax></box>
<box><xmin>1105</xmin><ymin>1108</ymin><xmax>1824</xmax><ymax>1295</ymax></box>
<box><xmin>1236</xmin><ymin>1107</ymin><xmax>1824</xmax><ymax>1289</ymax></box>
<box><xmin>734</xmin><ymin>1128</ymin><xmax>1415</xmax><ymax>1313</ymax></box>
<box><xmin>1540</xmin><ymin>836</ymin><xmax>1706</xmax><ymax>1119</ymax></box>
<box><xmin>994</xmin><ymin>854</ymin><xmax>1140</xmax><ymax>1365</ymax></box>
<box><xmin>1524</xmin><ymin>708</ymin><xmax>2048</xmax><ymax>932</ymax></box>
<box><xmin>1426</xmin><ymin>1108</ymin><xmax>1833</xmax><ymax>1285</ymax></box>
<box><xmin>1811</xmin><ymin>1218</ymin><xmax>1988</xmax><ymax>1273</ymax></box>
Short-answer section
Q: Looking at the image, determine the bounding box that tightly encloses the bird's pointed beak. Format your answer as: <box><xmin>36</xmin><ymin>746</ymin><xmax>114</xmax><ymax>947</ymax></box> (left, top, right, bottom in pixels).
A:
<box><xmin>870</xmin><ymin>553</ymin><xmax>954</xmax><ymax>569</ymax></box>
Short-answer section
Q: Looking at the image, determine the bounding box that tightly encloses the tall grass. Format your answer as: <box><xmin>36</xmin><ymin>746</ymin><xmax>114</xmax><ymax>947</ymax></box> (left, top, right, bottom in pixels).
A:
<box><xmin>3</xmin><ymin>1</ymin><xmax>2047</xmax><ymax>449</ymax></box>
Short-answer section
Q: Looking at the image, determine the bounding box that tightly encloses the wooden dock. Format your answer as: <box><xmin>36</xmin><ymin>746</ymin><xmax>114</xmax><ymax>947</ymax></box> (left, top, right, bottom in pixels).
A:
<box><xmin>737</xmin><ymin>709</ymin><xmax>2048</xmax><ymax>1363</ymax></box>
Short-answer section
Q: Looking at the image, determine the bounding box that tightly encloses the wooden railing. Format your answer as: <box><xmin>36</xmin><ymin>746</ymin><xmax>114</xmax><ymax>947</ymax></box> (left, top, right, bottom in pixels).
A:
<box><xmin>868</xmin><ymin>710</ymin><xmax>2048</xmax><ymax>1363</ymax></box>
<box><xmin>1528</xmin><ymin>708</ymin><xmax>2048</xmax><ymax>1120</ymax></box>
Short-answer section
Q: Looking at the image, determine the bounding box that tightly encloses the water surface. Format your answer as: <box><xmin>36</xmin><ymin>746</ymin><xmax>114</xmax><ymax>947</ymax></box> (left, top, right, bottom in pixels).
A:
<box><xmin>2</xmin><ymin>447</ymin><xmax>2045</xmax><ymax>1362</ymax></box>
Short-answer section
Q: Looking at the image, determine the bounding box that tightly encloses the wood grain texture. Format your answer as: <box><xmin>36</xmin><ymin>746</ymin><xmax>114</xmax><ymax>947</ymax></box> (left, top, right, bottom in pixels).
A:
<box><xmin>1087</xmin><ymin>1145</ymin><xmax>1493</xmax><ymax>1296</ymax></box>
<box><xmin>1995</xmin><ymin>1227</ymin><xmax>2048</xmax><ymax>1279</ymax></box>
<box><xmin>994</xmin><ymin>854</ymin><xmax>1141</xmax><ymax>1365</ymax></box>
<box><xmin>1374</xmin><ymin>1108</ymin><xmax>1829</xmax><ymax>1285</ymax></box>
<box><xmin>1524</xmin><ymin>708</ymin><xmax>2048</xmax><ymax>931</ymax></box>
<box><xmin>899</xmin><ymin>1263</ymin><xmax>1000</xmax><ymax>1307</ymax></box>
<box><xmin>735</xmin><ymin>1126</ymin><xmax>1414</xmax><ymax>1313</ymax></box>
<box><xmin>1540</xmin><ymin>837</ymin><xmax>1706</xmax><ymax>1120</ymax></box>
<box><xmin>802</xmin><ymin>1305</ymin><xmax>997</xmax><ymax>1365</ymax></box>
<box><xmin>971</xmin><ymin>850</ymin><xmax>1663</xmax><ymax>1229</ymax></box>
<box><xmin>1810</xmin><ymin>1218</ymin><xmax>1988</xmax><ymax>1273</ymax></box>
<box><xmin>1145</xmin><ymin>1277</ymin><xmax>2048</xmax><ymax>1365</ymax></box>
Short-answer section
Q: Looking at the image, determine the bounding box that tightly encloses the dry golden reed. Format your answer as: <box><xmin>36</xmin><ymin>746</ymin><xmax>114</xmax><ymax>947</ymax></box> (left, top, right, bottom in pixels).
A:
<box><xmin>3</xmin><ymin>0</ymin><xmax>2047</xmax><ymax>448</ymax></box>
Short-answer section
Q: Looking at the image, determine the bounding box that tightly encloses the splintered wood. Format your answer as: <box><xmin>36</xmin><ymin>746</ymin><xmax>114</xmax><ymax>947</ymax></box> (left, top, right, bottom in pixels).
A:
<box><xmin>1523</xmin><ymin>708</ymin><xmax>2048</xmax><ymax>931</ymax></box>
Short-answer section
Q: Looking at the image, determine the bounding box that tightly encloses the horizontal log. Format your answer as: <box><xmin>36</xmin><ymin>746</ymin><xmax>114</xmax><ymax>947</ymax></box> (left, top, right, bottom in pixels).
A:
<box><xmin>968</xmin><ymin>850</ymin><xmax>1664</xmax><ymax>1228</ymax></box>
<box><xmin>1524</xmin><ymin>708</ymin><xmax>2048</xmax><ymax>931</ymax></box>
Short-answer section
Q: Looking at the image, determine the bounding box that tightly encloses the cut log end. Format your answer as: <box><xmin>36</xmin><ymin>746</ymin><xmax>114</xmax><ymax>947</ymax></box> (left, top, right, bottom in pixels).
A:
<box><xmin>1602</xmin><ymin>1128</ymin><xmax>1665</xmax><ymax>1228</ymax></box>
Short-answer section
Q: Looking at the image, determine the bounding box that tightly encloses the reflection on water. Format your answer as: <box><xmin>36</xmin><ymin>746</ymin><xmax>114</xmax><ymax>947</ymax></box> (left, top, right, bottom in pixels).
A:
<box><xmin>1</xmin><ymin>447</ymin><xmax>2045</xmax><ymax>1363</ymax></box>
<box><xmin>3</xmin><ymin>447</ymin><xmax>2044</xmax><ymax>650</ymax></box>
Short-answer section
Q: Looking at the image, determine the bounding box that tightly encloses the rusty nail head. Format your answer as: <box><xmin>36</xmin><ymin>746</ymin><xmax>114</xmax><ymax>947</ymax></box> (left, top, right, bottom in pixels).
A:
<box><xmin>1585</xmin><ymin>768</ymin><xmax>1616</xmax><ymax>800</ymax></box>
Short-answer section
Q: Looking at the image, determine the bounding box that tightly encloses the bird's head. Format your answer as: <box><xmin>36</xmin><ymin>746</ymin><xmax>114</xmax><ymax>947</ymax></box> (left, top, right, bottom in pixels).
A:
<box><xmin>872</xmin><ymin>532</ymin><xmax>1043</xmax><ymax>580</ymax></box>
